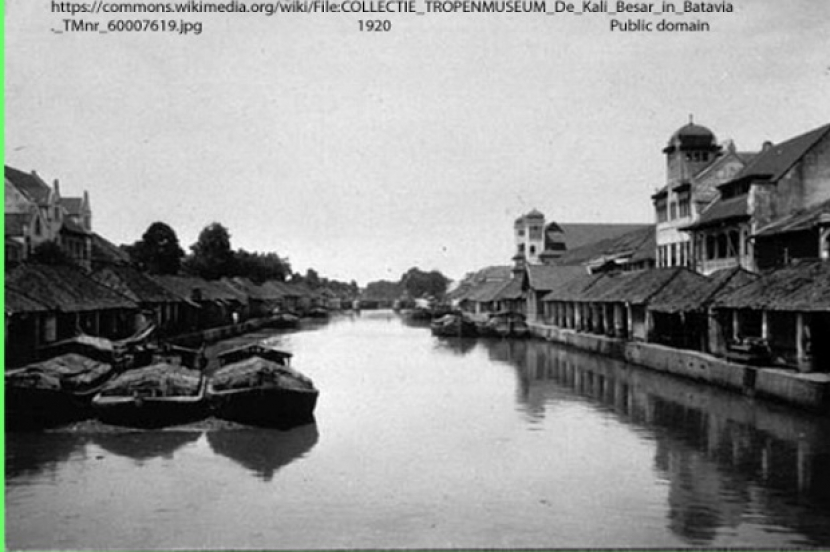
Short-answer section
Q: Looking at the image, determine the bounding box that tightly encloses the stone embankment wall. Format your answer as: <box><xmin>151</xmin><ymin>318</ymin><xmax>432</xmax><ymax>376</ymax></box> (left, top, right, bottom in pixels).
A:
<box><xmin>530</xmin><ymin>322</ymin><xmax>830</xmax><ymax>412</ymax></box>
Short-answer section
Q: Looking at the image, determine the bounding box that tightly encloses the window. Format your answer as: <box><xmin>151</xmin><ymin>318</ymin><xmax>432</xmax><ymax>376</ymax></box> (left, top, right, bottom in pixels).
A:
<box><xmin>670</xmin><ymin>202</ymin><xmax>677</xmax><ymax>220</ymax></box>
<box><xmin>678</xmin><ymin>198</ymin><xmax>690</xmax><ymax>218</ymax></box>
<box><xmin>529</xmin><ymin>245</ymin><xmax>536</xmax><ymax>255</ymax></box>
<box><xmin>706</xmin><ymin>235</ymin><xmax>716</xmax><ymax>260</ymax></box>
<box><xmin>717</xmin><ymin>234</ymin><xmax>728</xmax><ymax>259</ymax></box>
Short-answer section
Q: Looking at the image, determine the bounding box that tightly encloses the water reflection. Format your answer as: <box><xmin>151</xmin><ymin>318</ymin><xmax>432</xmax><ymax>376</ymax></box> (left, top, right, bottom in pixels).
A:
<box><xmin>91</xmin><ymin>431</ymin><xmax>201</xmax><ymax>463</ymax></box>
<box><xmin>6</xmin><ymin>432</ymin><xmax>89</xmax><ymax>480</ymax></box>
<box><xmin>432</xmin><ymin>336</ymin><xmax>478</xmax><ymax>356</ymax></box>
<box><xmin>207</xmin><ymin>423</ymin><xmax>319</xmax><ymax>481</ymax></box>
<box><xmin>482</xmin><ymin>338</ymin><xmax>830</xmax><ymax>546</ymax></box>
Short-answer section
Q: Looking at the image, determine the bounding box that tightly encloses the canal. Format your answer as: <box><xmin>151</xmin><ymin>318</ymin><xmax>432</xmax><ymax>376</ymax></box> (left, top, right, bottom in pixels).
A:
<box><xmin>6</xmin><ymin>310</ymin><xmax>830</xmax><ymax>549</ymax></box>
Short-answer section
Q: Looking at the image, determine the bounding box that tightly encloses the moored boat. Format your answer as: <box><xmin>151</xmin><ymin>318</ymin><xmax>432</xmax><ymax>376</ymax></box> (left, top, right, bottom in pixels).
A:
<box><xmin>6</xmin><ymin>353</ymin><xmax>117</xmax><ymax>429</ymax></box>
<box><xmin>91</xmin><ymin>356</ymin><xmax>209</xmax><ymax>429</ymax></box>
<box><xmin>209</xmin><ymin>344</ymin><xmax>319</xmax><ymax>428</ymax></box>
<box><xmin>489</xmin><ymin>311</ymin><xmax>530</xmax><ymax>338</ymax></box>
<box><xmin>431</xmin><ymin>313</ymin><xmax>478</xmax><ymax>338</ymax></box>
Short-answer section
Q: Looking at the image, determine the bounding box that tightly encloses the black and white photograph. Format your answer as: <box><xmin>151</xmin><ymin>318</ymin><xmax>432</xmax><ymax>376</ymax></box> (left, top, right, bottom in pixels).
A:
<box><xmin>4</xmin><ymin>0</ymin><xmax>830</xmax><ymax>549</ymax></box>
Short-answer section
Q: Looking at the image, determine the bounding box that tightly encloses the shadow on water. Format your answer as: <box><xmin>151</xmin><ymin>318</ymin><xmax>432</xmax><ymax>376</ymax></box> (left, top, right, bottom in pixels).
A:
<box><xmin>206</xmin><ymin>422</ymin><xmax>319</xmax><ymax>482</ymax></box>
<box><xmin>432</xmin><ymin>336</ymin><xmax>479</xmax><ymax>356</ymax></box>
<box><xmin>478</xmin><ymin>338</ymin><xmax>830</xmax><ymax>547</ymax></box>
<box><xmin>91</xmin><ymin>431</ymin><xmax>202</xmax><ymax>462</ymax></box>
<box><xmin>6</xmin><ymin>432</ymin><xmax>89</xmax><ymax>480</ymax></box>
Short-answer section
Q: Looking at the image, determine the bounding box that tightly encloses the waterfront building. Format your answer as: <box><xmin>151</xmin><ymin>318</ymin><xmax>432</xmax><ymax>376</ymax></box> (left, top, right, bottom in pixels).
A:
<box><xmin>652</xmin><ymin>121</ymin><xmax>753</xmax><ymax>269</ymax></box>
<box><xmin>5</xmin><ymin>263</ymin><xmax>139</xmax><ymax>366</ymax></box>
<box><xmin>683</xmin><ymin>123</ymin><xmax>830</xmax><ymax>274</ymax></box>
<box><xmin>151</xmin><ymin>275</ymin><xmax>249</xmax><ymax>329</ymax></box>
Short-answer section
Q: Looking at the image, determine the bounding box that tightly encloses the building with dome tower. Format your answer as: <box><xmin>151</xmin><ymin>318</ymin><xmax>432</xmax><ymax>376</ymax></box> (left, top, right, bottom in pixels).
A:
<box><xmin>652</xmin><ymin>119</ymin><xmax>753</xmax><ymax>269</ymax></box>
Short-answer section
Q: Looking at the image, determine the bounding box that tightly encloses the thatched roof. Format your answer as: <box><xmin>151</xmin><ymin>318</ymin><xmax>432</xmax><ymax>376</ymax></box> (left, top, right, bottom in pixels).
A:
<box><xmin>713</xmin><ymin>260</ymin><xmax>830</xmax><ymax>312</ymax></box>
<box><xmin>92</xmin><ymin>265</ymin><xmax>188</xmax><ymax>305</ymax></box>
<box><xmin>6</xmin><ymin>263</ymin><xmax>138</xmax><ymax>313</ymax></box>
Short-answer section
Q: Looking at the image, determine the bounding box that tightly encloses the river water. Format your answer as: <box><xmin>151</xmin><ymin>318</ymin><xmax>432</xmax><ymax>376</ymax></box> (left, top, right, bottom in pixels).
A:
<box><xmin>6</xmin><ymin>310</ymin><xmax>830</xmax><ymax>550</ymax></box>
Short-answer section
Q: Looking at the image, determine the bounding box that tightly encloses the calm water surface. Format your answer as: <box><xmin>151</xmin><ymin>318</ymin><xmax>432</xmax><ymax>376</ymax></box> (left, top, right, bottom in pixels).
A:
<box><xmin>6</xmin><ymin>311</ymin><xmax>830</xmax><ymax>549</ymax></box>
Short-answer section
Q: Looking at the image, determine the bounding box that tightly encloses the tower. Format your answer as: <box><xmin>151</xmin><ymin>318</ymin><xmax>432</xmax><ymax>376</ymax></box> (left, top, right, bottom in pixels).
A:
<box><xmin>663</xmin><ymin>116</ymin><xmax>722</xmax><ymax>187</ymax></box>
<box><xmin>514</xmin><ymin>209</ymin><xmax>546</xmax><ymax>265</ymax></box>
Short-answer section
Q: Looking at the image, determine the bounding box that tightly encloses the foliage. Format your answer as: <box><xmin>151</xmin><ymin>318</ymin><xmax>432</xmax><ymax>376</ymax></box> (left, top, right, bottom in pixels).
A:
<box><xmin>183</xmin><ymin>222</ymin><xmax>235</xmax><ymax>280</ymax></box>
<box><xmin>362</xmin><ymin>280</ymin><xmax>403</xmax><ymax>301</ymax></box>
<box><xmin>125</xmin><ymin>221</ymin><xmax>185</xmax><ymax>274</ymax></box>
<box><xmin>400</xmin><ymin>267</ymin><xmax>450</xmax><ymax>299</ymax></box>
<box><xmin>233</xmin><ymin>249</ymin><xmax>291</xmax><ymax>283</ymax></box>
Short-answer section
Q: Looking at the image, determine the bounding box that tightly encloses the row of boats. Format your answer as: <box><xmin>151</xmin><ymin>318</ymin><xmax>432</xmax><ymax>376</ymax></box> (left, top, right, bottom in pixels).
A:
<box><xmin>430</xmin><ymin>310</ymin><xmax>530</xmax><ymax>339</ymax></box>
<box><xmin>6</xmin><ymin>337</ymin><xmax>318</xmax><ymax>431</ymax></box>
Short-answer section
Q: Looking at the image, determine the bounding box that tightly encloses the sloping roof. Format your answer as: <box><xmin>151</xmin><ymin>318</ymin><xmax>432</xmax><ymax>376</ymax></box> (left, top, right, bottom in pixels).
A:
<box><xmin>556</xmin><ymin>225</ymin><xmax>656</xmax><ymax>267</ymax></box>
<box><xmin>647</xmin><ymin>268</ymin><xmax>741</xmax><ymax>313</ymax></box>
<box><xmin>493</xmin><ymin>277</ymin><xmax>523</xmax><ymax>301</ymax></box>
<box><xmin>754</xmin><ymin>198</ymin><xmax>830</xmax><ymax>237</ymax></box>
<box><xmin>60</xmin><ymin>197</ymin><xmax>84</xmax><ymax>215</ymax></box>
<box><xmin>60</xmin><ymin>217</ymin><xmax>90</xmax><ymax>236</ymax></box>
<box><xmin>5</xmin><ymin>166</ymin><xmax>52</xmax><ymax>205</ymax></box>
<box><xmin>464</xmin><ymin>279</ymin><xmax>511</xmax><ymax>303</ymax></box>
<box><xmin>6</xmin><ymin>263</ymin><xmax>138</xmax><ymax>312</ymax></box>
<box><xmin>90</xmin><ymin>233</ymin><xmax>131</xmax><ymax>266</ymax></box>
<box><xmin>92</xmin><ymin>265</ymin><xmax>187</xmax><ymax>305</ymax></box>
<box><xmin>713</xmin><ymin>260</ymin><xmax>830</xmax><ymax>312</ymax></box>
<box><xmin>733</xmin><ymin>123</ymin><xmax>830</xmax><ymax>184</ymax></box>
<box><xmin>558</xmin><ymin>223</ymin><xmax>652</xmax><ymax>250</ymax></box>
<box><xmin>5</xmin><ymin>287</ymin><xmax>51</xmax><ymax>314</ymax></box>
<box><xmin>225</xmin><ymin>277</ymin><xmax>286</xmax><ymax>301</ymax></box>
<box><xmin>684</xmin><ymin>194</ymin><xmax>749</xmax><ymax>231</ymax></box>
<box><xmin>151</xmin><ymin>275</ymin><xmax>248</xmax><ymax>304</ymax></box>
<box><xmin>542</xmin><ymin>272</ymin><xmax>606</xmax><ymax>302</ymax></box>
<box><xmin>548</xmin><ymin>268</ymin><xmax>692</xmax><ymax>305</ymax></box>
<box><xmin>526</xmin><ymin>264</ymin><xmax>587</xmax><ymax>292</ymax></box>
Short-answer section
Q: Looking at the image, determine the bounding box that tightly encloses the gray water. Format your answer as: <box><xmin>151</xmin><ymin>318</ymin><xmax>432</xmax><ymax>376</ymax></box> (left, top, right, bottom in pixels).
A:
<box><xmin>6</xmin><ymin>310</ymin><xmax>830</xmax><ymax>550</ymax></box>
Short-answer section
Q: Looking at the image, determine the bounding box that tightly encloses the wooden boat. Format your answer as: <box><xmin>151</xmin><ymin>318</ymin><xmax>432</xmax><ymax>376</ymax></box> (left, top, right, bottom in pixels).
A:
<box><xmin>209</xmin><ymin>344</ymin><xmax>319</xmax><ymax>428</ymax></box>
<box><xmin>489</xmin><ymin>311</ymin><xmax>530</xmax><ymax>338</ymax></box>
<box><xmin>431</xmin><ymin>313</ymin><xmax>478</xmax><ymax>338</ymax></box>
<box><xmin>6</xmin><ymin>353</ymin><xmax>117</xmax><ymax>429</ymax></box>
<box><xmin>267</xmin><ymin>311</ymin><xmax>300</xmax><ymax>329</ymax></box>
<box><xmin>92</xmin><ymin>357</ymin><xmax>209</xmax><ymax>429</ymax></box>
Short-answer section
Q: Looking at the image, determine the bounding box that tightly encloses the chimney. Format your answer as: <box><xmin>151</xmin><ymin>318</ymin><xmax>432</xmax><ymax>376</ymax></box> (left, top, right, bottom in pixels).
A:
<box><xmin>762</xmin><ymin>140</ymin><xmax>774</xmax><ymax>151</ymax></box>
<box><xmin>53</xmin><ymin>179</ymin><xmax>60</xmax><ymax>196</ymax></box>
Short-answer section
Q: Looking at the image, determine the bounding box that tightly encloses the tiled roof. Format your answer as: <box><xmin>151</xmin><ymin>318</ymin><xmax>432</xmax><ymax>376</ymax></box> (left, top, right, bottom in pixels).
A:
<box><xmin>60</xmin><ymin>217</ymin><xmax>90</xmax><ymax>235</ymax></box>
<box><xmin>5</xmin><ymin>166</ymin><xmax>52</xmax><ymax>205</ymax></box>
<box><xmin>754</xmin><ymin>198</ymin><xmax>830</xmax><ymax>237</ymax></box>
<box><xmin>684</xmin><ymin>194</ymin><xmax>749</xmax><ymax>230</ymax></box>
<box><xmin>151</xmin><ymin>275</ymin><xmax>248</xmax><ymax>304</ymax></box>
<box><xmin>733</xmin><ymin>123</ymin><xmax>830</xmax><ymax>183</ymax></box>
<box><xmin>6</xmin><ymin>263</ymin><xmax>138</xmax><ymax>312</ymax></box>
<box><xmin>647</xmin><ymin>268</ymin><xmax>750</xmax><ymax>313</ymax></box>
<box><xmin>5</xmin><ymin>287</ymin><xmax>51</xmax><ymax>314</ymax></box>
<box><xmin>493</xmin><ymin>277</ymin><xmax>523</xmax><ymax>301</ymax></box>
<box><xmin>556</xmin><ymin>225</ymin><xmax>656</xmax><ymax>267</ymax></box>
<box><xmin>526</xmin><ymin>264</ymin><xmax>587</xmax><ymax>292</ymax></box>
<box><xmin>92</xmin><ymin>265</ymin><xmax>187</xmax><ymax>305</ymax></box>
<box><xmin>60</xmin><ymin>197</ymin><xmax>84</xmax><ymax>215</ymax></box>
<box><xmin>91</xmin><ymin>233</ymin><xmax>131</xmax><ymax>266</ymax></box>
<box><xmin>559</xmin><ymin>223</ymin><xmax>652</xmax><ymax>250</ymax></box>
<box><xmin>542</xmin><ymin>273</ymin><xmax>605</xmax><ymax>302</ymax></box>
<box><xmin>713</xmin><ymin>260</ymin><xmax>830</xmax><ymax>312</ymax></box>
<box><xmin>543</xmin><ymin>268</ymin><xmax>692</xmax><ymax>305</ymax></box>
<box><xmin>464</xmin><ymin>279</ymin><xmax>511</xmax><ymax>303</ymax></box>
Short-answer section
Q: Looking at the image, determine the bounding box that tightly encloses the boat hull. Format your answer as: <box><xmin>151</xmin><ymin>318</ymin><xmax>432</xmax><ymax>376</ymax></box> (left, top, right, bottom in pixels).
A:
<box><xmin>211</xmin><ymin>387</ymin><xmax>318</xmax><ymax>429</ymax></box>
<box><xmin>5</xmin><ymin>388</ymin><xmax>90</xmax><ymax>430</ymax></box>
<box><xmin>93</xmin><ymin>396</ymin><xmax>210</xmax><ymax>429</ymax></box>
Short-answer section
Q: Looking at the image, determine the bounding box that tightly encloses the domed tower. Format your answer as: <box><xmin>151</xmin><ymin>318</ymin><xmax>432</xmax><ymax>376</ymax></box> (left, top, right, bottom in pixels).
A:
<box><xmin>663</xmin><ymin>117</ymin><xmax>722</xmax><ymax>186</ymax></box>
<box><xmin>514</xmin><ymin>209</ymin><xmax>546</xmax><ymax>265</ymax></box>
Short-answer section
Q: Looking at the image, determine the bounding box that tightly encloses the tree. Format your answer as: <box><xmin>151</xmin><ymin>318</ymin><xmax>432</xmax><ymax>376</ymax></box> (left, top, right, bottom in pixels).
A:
<box><xmin>184</xmin><ymin>222</ymin><xmax>235</xmax><ymax>279</ymax></box>
<box><xmin>400</xmin><ymin>267</ymin><xmax>450</xmax><ymax>299</ymax></box>
<box><xmin>126</xmin><ymin>221</ymin><xmax>184</xmax><ymax>274</ymax></box>
<box><xmin>233</xmin><ymin>250</ymin><xmax>291</xmax><ymax>283</ymax></box>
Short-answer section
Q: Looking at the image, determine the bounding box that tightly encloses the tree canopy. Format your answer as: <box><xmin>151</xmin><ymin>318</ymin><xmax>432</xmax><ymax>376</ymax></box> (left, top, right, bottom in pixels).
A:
<box><xmin>125</xmin><ymin>221</ymin><xmax>185</xmax><ymax>274</ymax></box>
<box><xmin>183</xmin><ymin>222</ymin><xmax>235</xmax><ymax>280</ymax></box>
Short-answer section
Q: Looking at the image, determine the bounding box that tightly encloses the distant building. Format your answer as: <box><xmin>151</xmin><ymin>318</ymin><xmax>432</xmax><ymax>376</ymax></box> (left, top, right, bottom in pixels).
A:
<box><xmin>683</xmin><ymin>123</ymin><xmax>830</xmax><ymax>274</ymax></box>
<box><xmin>652</xmin><ymin>120</ymin><xmax>754</xmax><ymax>269</ymax></box>
<box><xmin>4</xmin><ymin>165</ymin><xmax>93</xmax><ymax>269</ymax></box>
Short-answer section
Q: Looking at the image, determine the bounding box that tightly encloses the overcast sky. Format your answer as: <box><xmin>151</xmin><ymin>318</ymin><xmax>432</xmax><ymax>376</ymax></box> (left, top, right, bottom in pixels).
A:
<box><xmin>5</xmin><ymin>0</ymin><xmax>830</xmax><ymax>284</ymax></box>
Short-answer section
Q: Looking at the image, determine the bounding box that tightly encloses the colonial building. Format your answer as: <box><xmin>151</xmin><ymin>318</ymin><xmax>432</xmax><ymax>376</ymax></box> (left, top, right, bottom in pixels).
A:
<box><xmin>652</xmin><ymin>121</ymin><xmax>753</xmax><ymax>269</ymax></box>
<box><xmin>5</xmin><ymin>165</ymin><xmax>93</xmax><ymax>269</ymax></box>
<box><xmin>683</xmin><ymin>123</ymin><xmax>830</xmax><ymax>274</ymax></box>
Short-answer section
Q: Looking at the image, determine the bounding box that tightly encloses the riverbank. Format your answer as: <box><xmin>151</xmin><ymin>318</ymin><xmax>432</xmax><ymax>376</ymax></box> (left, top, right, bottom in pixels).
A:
<box><xmin>529</xmin><ymin>321</ymin><xmax>830</xmax><ymax>412</ymax></box>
